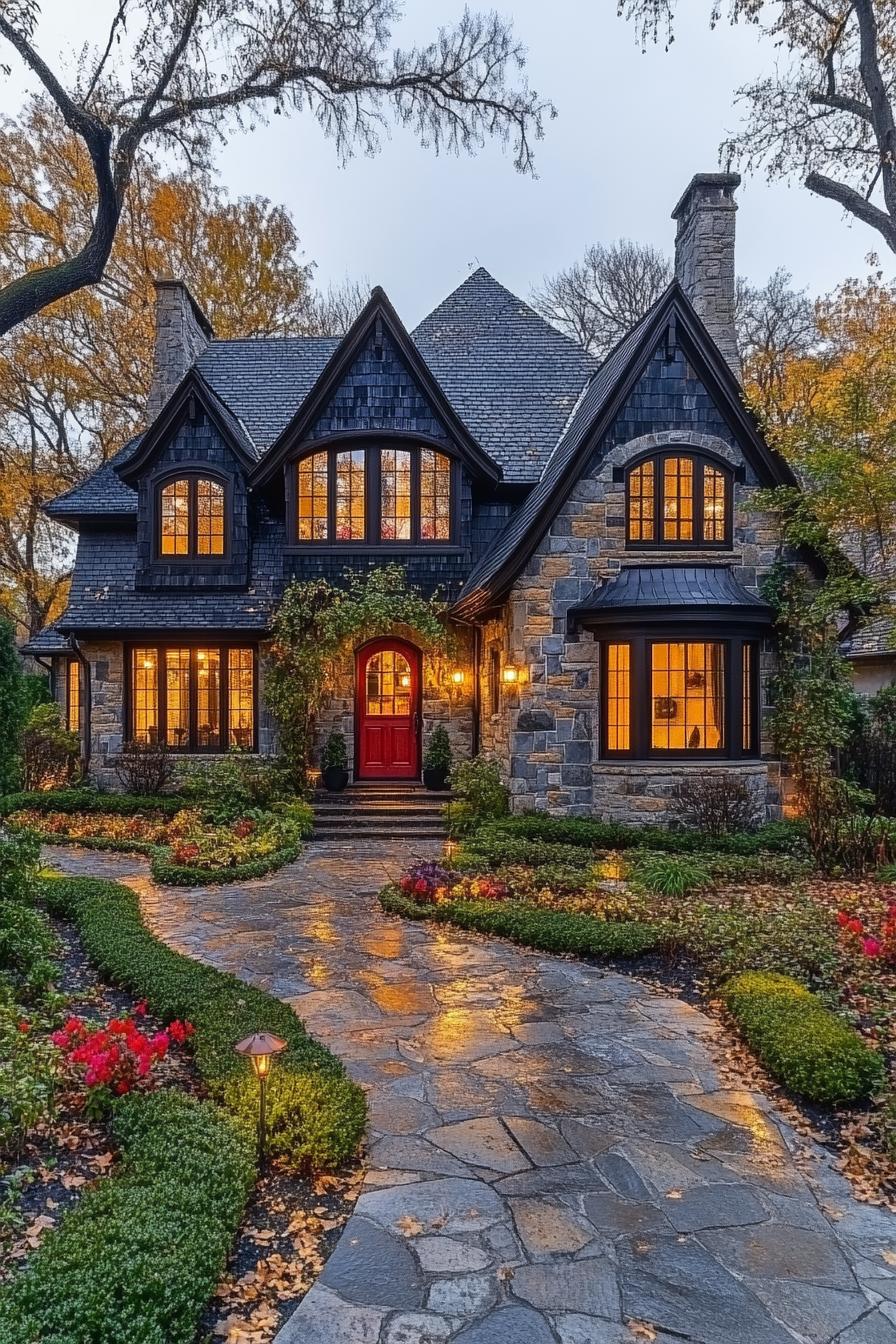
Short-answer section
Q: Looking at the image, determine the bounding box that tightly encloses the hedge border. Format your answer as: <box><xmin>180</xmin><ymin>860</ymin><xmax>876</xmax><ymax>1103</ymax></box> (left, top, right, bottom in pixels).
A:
<box><xmin>41</xmin><ymin>874</ymin><xmax>366</xmax><ymax>1170</ymax></box>
<box><xmin>0</xmin><ymin>790</ymin><xmax>187</xmax><ymax>818</ymax></box>
<box><xmin>721</xmin><ymin>971</ymin><xmax>886</xmax><ymax>1106</ymax></box>
<box><xmin>379</xmin><ymin>885</ymin><xmax>662</xmax><ymax>958</ymax></box>
<box><xmin>14</xmin><ymin>824</ymin><xmax>303</xmax><ymax>887</ymax></box>
<box><xmin>0</xmin><ymin>1091</ymin><xmax>254</xmax><ymax>1344</ymax></box>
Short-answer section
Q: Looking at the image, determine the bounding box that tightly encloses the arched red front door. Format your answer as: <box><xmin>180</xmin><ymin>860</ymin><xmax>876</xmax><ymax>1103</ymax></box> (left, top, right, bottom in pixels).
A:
<box><xmin>355</xmin><ymin>639</ymin><xmax>420</xmax><ymax>780</ymax></box>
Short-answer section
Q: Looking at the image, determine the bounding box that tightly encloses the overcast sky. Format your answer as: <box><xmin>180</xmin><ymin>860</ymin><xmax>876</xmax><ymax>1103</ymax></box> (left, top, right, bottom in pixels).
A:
<box><xmin>1</xmin><ymin>2</ymin><xmax>882</xmax><ymax>327</ymax></box>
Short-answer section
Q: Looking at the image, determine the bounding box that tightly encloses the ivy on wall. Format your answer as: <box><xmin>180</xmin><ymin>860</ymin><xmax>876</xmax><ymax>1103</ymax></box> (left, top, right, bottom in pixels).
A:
<box><xmin>264</xmin><ymin>565</ymin><xmax>450</xmax><ymax>786</ymax></box>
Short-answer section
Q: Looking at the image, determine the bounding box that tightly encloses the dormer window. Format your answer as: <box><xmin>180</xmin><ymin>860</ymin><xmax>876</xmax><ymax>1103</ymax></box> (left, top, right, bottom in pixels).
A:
<box><xmin>294</xmin><ymin>443</ymin><xmax>454</xmax><ymax>545</ymax></box>
<box><xmin>626</xmin><ymin>451</ymin><xmax>732</xmax><ymax>548</ymax></box>
<box><xmin>159</xmin><ymin>476</ymin><xmax>226</xmax><ymax>557</ymax></box>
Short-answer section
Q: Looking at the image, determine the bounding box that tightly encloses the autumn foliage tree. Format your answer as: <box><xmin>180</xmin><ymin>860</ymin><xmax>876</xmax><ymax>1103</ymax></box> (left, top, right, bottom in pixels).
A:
<box><xmin>0</xmin><ymin>99</ymin><xmax>347</xmax><ymax>638</ymax></box>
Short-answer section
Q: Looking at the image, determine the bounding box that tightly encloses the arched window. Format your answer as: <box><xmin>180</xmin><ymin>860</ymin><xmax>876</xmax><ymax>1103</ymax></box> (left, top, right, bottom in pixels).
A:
<box><xmin>625</xmin><ymin>451</ymin><xmax>732</xmax><ymax>548</ymax></box>
<box><xmin>159</xmin><ymin>476</ymin><xmax>226</xmax><ymax>557</ymax></box>
<box><xmin>295</xmin><ymin>443</ymin><xmax>454</xmax><ymax>545</ymax></box>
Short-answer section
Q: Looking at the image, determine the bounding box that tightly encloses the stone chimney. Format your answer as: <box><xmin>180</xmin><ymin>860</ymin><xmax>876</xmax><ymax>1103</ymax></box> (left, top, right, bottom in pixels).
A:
<box><xmin>671</xmin><ymin>172</ymin><xmax>741</xmax><ymax>379</ymax></box>
<box><xmin>146</xmin><ymin>278</ymin><xmax>214</xmax><ymax>420</ymax></box>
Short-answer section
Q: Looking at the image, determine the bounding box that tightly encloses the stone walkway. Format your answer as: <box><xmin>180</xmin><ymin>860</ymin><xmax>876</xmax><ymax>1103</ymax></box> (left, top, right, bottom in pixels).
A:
<box><xmin>46</xmin><ymin>842</ymin><xmax>896</xmax><ymax>1344</ymax></box>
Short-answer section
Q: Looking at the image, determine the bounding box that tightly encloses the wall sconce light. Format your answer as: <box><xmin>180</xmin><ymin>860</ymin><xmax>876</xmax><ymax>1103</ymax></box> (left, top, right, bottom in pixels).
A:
<box><xmin>235</xmin><ymin>1031</ymin><xmax>288</xmax><ymax>1171</ymax></box>
<box><xmin>450</xmin><ymin>669</ymin><xmax>465</xmax><ymax>686</ymax></box>
<box><xmin>502</xmin><ymin>666</ymin><xmax>520</xmax><ymax>684</ymax></box>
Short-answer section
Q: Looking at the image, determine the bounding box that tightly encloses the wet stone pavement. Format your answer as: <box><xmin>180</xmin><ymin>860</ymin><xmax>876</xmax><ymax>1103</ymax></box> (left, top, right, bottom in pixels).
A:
<box><xmin>45</xmin><ymin>842</ymin><xmax>896</xmax><ymax>1344</ymax></box>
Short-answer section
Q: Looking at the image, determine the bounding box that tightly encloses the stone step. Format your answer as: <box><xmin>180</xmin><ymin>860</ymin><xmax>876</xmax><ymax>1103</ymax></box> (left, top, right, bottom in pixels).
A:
<box><xmin>312</xmin><ymin>823</ymin><xmax>446</xmax><ymax>841</ymax></box>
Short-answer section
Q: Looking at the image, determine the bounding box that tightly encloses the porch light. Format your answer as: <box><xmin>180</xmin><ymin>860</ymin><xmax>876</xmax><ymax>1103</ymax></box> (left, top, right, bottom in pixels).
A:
<box><xmin>450</xmin><ymin>669</ymin><xmax>465</xmax><ymax>685</ymax></box>
<box><xmin>235</xmin><ymin>1031</ymin><xmax>287</xmax><ymax>1171</ymax></box>
<box><xmin>502</xmin><ymin>666</ymin><xmax>519</xmax><ymax>684</ymax></box>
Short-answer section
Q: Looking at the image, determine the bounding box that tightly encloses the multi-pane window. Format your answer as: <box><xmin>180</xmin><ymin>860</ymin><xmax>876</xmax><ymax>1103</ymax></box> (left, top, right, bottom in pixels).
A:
<box><xmin>364</xmin><ymin>649</ymin><xmax>412</xmax><ymax>716</ymax></box>
<box><xmin>489</xmin><ymin>647</ymin><xmax>501</xmax><ymax>717</ymax></box>
<box><xmin>651</xmin><ymin>642</ymin><xmax>724</xmax><ymax>752</ymax></box>
<box><xmin>159</xmin><ymin>477</ymin><xmax>226</xmax><ymax>557</ymax></box>
<box><xmin>602</xmin><ymin>634</ymin><xmax>757</xmax><ymax>760</ymax></box>
<box><xmin>627</xmin><ymin>461</ymin><xmax>655</xmax><ymax>542</ymax></box>
<box><xmin>335</xmin><ymin>450</ymin><xmax>366</xmax><ymax>541</ymax></box>
<box><xmin>294</xmin><ymin>444</ymin><xmax>453</xmax><ymax>544</ymax></box>
<box><xmin>626</xmin><ymin>452</ymin><xmax>731</xmax><ymax>548</ymax></box>
<box><xmin>298</xmin><ymin>451</ymin><xmax>329</xmax><ymax>540</ymax></box>
<box><xmin>66</xmin><ymin>659</ymin><xmax>82</xmax><ymax>736</ymax></box>
<box><xmin>129</xmin><ymin>646</ymin><xmax>254</xmax><ymax>752</ymax></box>
<box><xmin>420</xmin><ymin>449</ymin><xmax>451</xmax><ymax>541</ymax></box>
<box><xmin>381</xmin><ymin>449</ymin><xmax>412</xmax><ymax>541</ymax></box>
<box><xmin>606</xmin><ymin>643</ymin><xmax>631</xmax><ymax>751</ymax></box>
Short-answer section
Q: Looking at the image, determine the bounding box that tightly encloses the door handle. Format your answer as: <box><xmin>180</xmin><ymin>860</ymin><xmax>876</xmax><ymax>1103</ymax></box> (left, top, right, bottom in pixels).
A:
<box><xmin>413</xmin><ymin>712</ymin><xmax>420</xmax><ymax>732</ymax></box>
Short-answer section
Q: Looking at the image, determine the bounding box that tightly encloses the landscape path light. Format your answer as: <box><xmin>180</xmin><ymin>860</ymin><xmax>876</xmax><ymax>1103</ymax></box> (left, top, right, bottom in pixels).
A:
<box><xmin>235</xmin><ymin>1031</ymin><xmax>287</xmax><ymax>1171</ymax></box>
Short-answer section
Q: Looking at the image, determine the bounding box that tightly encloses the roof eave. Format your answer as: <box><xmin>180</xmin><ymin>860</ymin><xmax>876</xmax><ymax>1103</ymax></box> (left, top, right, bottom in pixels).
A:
<box><xmin>117</xmin><ymin>369</ymin><xmax>257</xmax><ymax>484</ymax></box>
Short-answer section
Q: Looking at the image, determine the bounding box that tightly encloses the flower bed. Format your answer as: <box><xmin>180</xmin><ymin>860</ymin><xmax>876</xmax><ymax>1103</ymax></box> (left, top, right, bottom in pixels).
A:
<box><xmin>42</xmin><ymin>874</ymin><xmax>366</xmax><ymax>1171</ymax></box>
<box><xmin>5</xmin><ymin>795</ymin><xmax>313</xmax><ymax>886</ymax></box>
<box><xmin>0</xmin><ymin>1090</ymin><xmax>255</xmax><ymax>1344</ymax></box>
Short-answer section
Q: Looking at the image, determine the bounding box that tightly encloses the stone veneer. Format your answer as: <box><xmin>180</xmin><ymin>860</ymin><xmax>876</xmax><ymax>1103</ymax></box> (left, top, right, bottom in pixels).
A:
<box><xmin>483</xmin><ymin>413</ymin><xmax>791</xmax><ymax>824</ymax></box>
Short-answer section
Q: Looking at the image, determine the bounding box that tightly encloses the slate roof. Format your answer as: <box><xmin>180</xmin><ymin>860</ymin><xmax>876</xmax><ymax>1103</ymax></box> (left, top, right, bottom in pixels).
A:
<box><xmin>45</xmin><ymin>440</ymin><xmax>141</xmax><ymax>520</ymax></box>
<box><xmin>412</xmin><ymin>269</ymin><xmax>598</xmax><ymax>482</ymax></box>
<box><xmin>56</xmin><ymin>526</ymin><xmax>282</xmax><ymax>633</ymax></box>
<box><xmin>842</xmin><ymin>613</ymin><xmax>895</xmax><ymax>659</ymax></box>
<box><xmin>21</xmin><ymin>624</ymin><xmax>72</xmax><ymax>656</ymax></box>
<box><xmin>195</xmin><ymin>337</ymin><xmax>340</xmax><ymax>453</ymax></box>
<box><xmin>570</xmin><ymin>565</ymin><xmax>772</xmax><ymax>622</ymax></box>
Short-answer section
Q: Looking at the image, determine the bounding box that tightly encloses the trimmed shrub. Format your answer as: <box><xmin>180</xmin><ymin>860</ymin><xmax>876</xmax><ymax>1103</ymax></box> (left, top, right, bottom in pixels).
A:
<box><xmin>0</xmin><ymin>1091</ymin><xmax>254</xmax><ymax>1344</ymax></box>
<box><xmin>40</xmin><ymin>875</ymin><xmax>365</xmax><ymax>1170</ymax></box>
<box><xmin>151</xmin><ymin>843</ymin><xmax>302</xmax><ymax>887</ymax></box>
<box><xmin>631</xmin><ymin>852</ymin><xmax>712</xmax><ymax>898</ymax></box>
<box><xmin>0</xmin><ymin>789</ymin><xmax>187</xmax><ymax>818</ymax></box>
<box><xmin>721</xmin><ymin>971</ymin><xmax>886</xmax><ymax>1106</ymax></box>
<box><xmin>176</xmin><ymin>753</ymin><xmax>295</xmax><ymax>817</ymax></box>
<box><xmin>467</xmin><ymin>813</ymin><xmax>805</xmax><ymax>857</ymax></box>
<box><xmin>380</xmin><ymin>886</ymin><xmax>661</xmax><ymax>958</ymax></box>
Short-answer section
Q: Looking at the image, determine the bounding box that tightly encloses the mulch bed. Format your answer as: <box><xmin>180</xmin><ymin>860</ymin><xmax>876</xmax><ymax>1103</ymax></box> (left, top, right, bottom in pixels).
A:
<box><xmin>1</xmin><ymin>914</ymin><xmax>363</xmax><ymax>1344</ymax></box>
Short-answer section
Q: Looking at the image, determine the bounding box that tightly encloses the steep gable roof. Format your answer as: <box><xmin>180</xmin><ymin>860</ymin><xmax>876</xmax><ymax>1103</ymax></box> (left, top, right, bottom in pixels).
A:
<box><xmin>452</xmin><ymin>281</ymin><xmax>798</xmax><ymax>619</ymax></box>
<box><xmin>118</xmin><ymin>368</ymin><xmax>258</xmax><ymax>482</ymax></box>
<box><xmin>251</xmin><ymin>286</ymin><xmax>501</xmax><ymax>488</ymax></box>
<box><xmin>196</xmin><ymin>336</ymin><xmax>339</xmax><ymax>452</ymax></box>
<box><xmin>412</xmin><ymin>268</ymin><xmax>599</xmax><ymax>483</ymax></box>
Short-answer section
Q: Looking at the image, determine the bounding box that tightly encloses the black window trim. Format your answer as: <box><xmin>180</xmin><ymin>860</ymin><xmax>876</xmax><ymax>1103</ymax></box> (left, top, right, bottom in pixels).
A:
<box><xmin>625</xmin><ymin>448</ymin><xmax>734</xmax><ymax>551</ymax></box>
<box><xmin>599</xmin><ymin>627</ymin><xmax>760</xmax><ymax>761</ymax></box>
<box><xmin>152</xmin><ymin>467</ymin><xmax>232</xmax><ymax>563</ymax></box>
<box><xmin>287</xmin><ymin>435</ymin><xmax>460</xmax><ymax>549</ymax></box>
<box><xmin>124</xmin><ymin>642</ymin><xmax>258</xmax><ymax>754</ymax></box>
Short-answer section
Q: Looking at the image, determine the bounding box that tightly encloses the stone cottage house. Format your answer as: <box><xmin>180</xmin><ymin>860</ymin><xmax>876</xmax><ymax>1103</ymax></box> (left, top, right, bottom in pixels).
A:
<box><xmin>28</xmin><ymin>172</ymin><xmax>801</xmax><ymax>822</ymax></box>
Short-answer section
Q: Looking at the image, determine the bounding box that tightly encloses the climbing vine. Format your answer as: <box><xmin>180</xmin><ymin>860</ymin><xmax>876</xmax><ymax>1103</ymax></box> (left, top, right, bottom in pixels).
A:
<box><xmin>264</xmin><ymin>565</ymin><xmax>450</xmax><ymax>786</ymax></box>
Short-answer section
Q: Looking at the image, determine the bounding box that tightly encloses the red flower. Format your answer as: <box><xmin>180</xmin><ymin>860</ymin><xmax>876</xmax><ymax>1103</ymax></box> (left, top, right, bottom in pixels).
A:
<box><xmin>836</xmin><ymin>911</ymin><xmax>851</xmax><ymax>928</ymax></box>
<box><xmin>133</xmin><ymin>1001</ymin><xmax>147</xmax><ymax>1017</ymax></box>
<box><xmin>847</xmin><ymin>918</ymin><xmax>864</xmax><ymax>935</ymax></box>
<box><xmin>17</xmin><ymin>1020</ymin><xmax>30</xmax><ymax>1033</ymax></box>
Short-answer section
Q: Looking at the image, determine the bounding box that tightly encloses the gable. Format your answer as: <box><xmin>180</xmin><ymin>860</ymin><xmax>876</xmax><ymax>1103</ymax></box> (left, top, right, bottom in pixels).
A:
<box><xmin>452</xmin><ymin>283</ymin><xmax>797</xmax><ymax>618</ymax></box>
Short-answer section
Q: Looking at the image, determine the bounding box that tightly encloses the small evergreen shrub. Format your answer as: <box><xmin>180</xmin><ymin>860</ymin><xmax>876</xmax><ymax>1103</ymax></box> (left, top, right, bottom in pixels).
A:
<box><xmin>449</xmin><ymin>756</ymin><xmax>509</xmax><ymax>827</ymax></box>
<box><xmin>464</xmin><ymin>813</ymin><xmax>805</xmax><ymax>857</ymax></box>
<box><xmin>631</xmin><ymin>852</ymin><xmax>712</xmax><ymax>898</ymax></box>
<box><xmin>423</xmin><ymin>724</ymin><xmax>452</xmax><ymax>772</ymax></box>
<box><xmin>0</xmin><ymin>790</ymin><xmax>186</xmax><ymax>818</ymax></box>
<box><xmin>0</xmin><ymin>899</ymin><xmax>57</xmax><ymax>998</ymax></box>
<box><xmin>320</xmin><ymin>731</ymin><xmax>348</xmax><ymax>772</ymax></box>
<box><xmin>0</xmin><ymin>1091</ymin><xmax>254</xmax><ymax>1344</ymax></box>
<box><xmin>721</xmin><ymin>971</ymin><xmax>886</xmax><ymax>1106</ymax></box>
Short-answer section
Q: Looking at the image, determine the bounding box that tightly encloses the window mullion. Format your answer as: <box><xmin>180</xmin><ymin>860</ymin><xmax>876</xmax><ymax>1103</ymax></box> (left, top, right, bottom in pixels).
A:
<box><xmin>695</xmin><ymin>458</ymin><xmax>705</xmax><ymax>547</ymax></box>
<box><xmin>327</xmin><ymin>450</ymin><xmax>335</xmax><ymax>542</ymax></box>
<box><xmin>411</xmin><ymin>450</ymin><xmax>421</xmax><ymax>542</ymax></box>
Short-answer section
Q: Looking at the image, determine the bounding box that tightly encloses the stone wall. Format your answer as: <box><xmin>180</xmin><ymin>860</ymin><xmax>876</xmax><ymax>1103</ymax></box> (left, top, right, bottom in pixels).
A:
<box><xmin>491</xmin><ymin>349</ymin><xmax>792</xmax><ymax>822</ymax></box>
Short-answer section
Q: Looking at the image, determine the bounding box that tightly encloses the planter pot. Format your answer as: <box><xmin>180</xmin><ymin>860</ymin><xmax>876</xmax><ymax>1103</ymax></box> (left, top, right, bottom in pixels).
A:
<box><xmin>322</xmin><ymin>766</ymin><xmax>349</xmax><ymax>792</ymax></box>
<box><xmin>422</xmin><ymin>766</ymin><xmax>450</xmax><ymax>791</ymax></box>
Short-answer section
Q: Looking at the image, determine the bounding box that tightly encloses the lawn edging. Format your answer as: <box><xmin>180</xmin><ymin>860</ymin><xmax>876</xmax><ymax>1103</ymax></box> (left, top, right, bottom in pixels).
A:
<box><xmin>721</xmin><ymin>971</ymin><xmax>887</xmax><ymax>1106</ymax></box>
<box><xmin>0</xmin><ymin>789</ymin><xmax>187</xmax><ymax>818</ymax></box>
<box><xmin>379</xmin><ymin>884</ymin><xmax>662</xmax><ymax>957</ymax></box>
<box><xmin>41</xmin><ymin>874</ymin><xmax>366</xmax><ymax>1170</ymax></box>
<box><xmin>0</xmin><ymin>1090</ymin><xmax>254</xmax><ymax>1344</ymax></box>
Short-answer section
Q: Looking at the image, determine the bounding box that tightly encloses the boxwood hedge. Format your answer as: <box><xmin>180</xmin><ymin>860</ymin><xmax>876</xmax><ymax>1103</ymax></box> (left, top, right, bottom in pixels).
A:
<box><xmin>468</xmin><ymin>813</ymin><xmax>804</xmax><ymax>857</ymax></box>
<box><xmin>721</xmin><ymin>971</ymin><xmax>886</xmax><ymax>1106</ymax></box>
<box><xmin>41</xmin><ymin>875</ymin><xmax>366</xmax><ymax>1170</ymax></box>
<box><xmin>0</xmin><ymin>790</ymin><xmax>187</xmax><ymax>818</ymax></box>
<box><xmin>379</xmin><ymin>886</ymin><xmax>661</xmax><ymax>958</ymax></box>
<box><xmin>0</xmin><ymin>1091</ymin><xmax>254</xmax><ymax>1344</ymax></box>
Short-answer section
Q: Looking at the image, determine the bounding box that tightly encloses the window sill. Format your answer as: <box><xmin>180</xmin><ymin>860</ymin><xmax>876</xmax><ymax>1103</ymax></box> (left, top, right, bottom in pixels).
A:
<box><xmin>598</xmin><ymin>757</ymin><xmax>766</xmax><ymax>767</ymax></box>
<box><xmin>284</xmin><ymin>544</ymin><xmax>467</xmax><ymax>556</ymax></box>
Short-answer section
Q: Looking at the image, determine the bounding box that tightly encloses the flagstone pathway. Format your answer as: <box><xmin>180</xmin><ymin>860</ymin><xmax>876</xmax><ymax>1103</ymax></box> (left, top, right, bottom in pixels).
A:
<box><xmin>45</xmin><ymin>841</ymin><xmax>896</xmax><ymax>1344</ymax></box>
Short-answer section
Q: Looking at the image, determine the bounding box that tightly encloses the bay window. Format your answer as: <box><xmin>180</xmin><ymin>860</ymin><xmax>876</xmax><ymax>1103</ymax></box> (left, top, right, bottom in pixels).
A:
<box><xmin>602</xmin><ymin>634</ymin><xmax>758</xmax><ymax>759</ymax></box>
<box><xmin>128</xmin><ymin>645</ymin><xmax>256</xmax><ymax>752</ymax></box>
<box><xmin>294</xmin><ymin>442</ymin><xmax>455</xmax><ymax>545</ymax></box>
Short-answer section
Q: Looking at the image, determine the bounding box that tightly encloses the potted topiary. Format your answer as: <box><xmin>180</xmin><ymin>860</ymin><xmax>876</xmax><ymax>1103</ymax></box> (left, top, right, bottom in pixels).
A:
<box><xmin>321</xmin><ymin>731</ymin><xmax>349</xmax><ymax>792</ymax></box>
<box><xmin>422</xmin><ymin>724</ymin><xmax>452</xmax><ymax>791</ymax></box>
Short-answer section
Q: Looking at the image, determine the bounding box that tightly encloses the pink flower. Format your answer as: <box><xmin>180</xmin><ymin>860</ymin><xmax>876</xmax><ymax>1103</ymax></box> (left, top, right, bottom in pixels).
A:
<box><xmin>862</xmin><ymin>937</ymin><xmax>883</xmax><ymax>957</ymax></box>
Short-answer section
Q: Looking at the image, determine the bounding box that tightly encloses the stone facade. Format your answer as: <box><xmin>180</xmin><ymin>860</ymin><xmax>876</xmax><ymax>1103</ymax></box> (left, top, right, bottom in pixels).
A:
<box><xmin>478</xmin><ymin>345</ymin><xmax>790</xmax><ymax>824</ymax></box>
<box><xmin>146</xmin><ymin>280</ymin><xmax>212</xmax><ymax>420</ymax></box>
<box><xmin>672</xmin><ymin>173</ymin><xmax>741</xmax><ymax>377</ymax></box>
